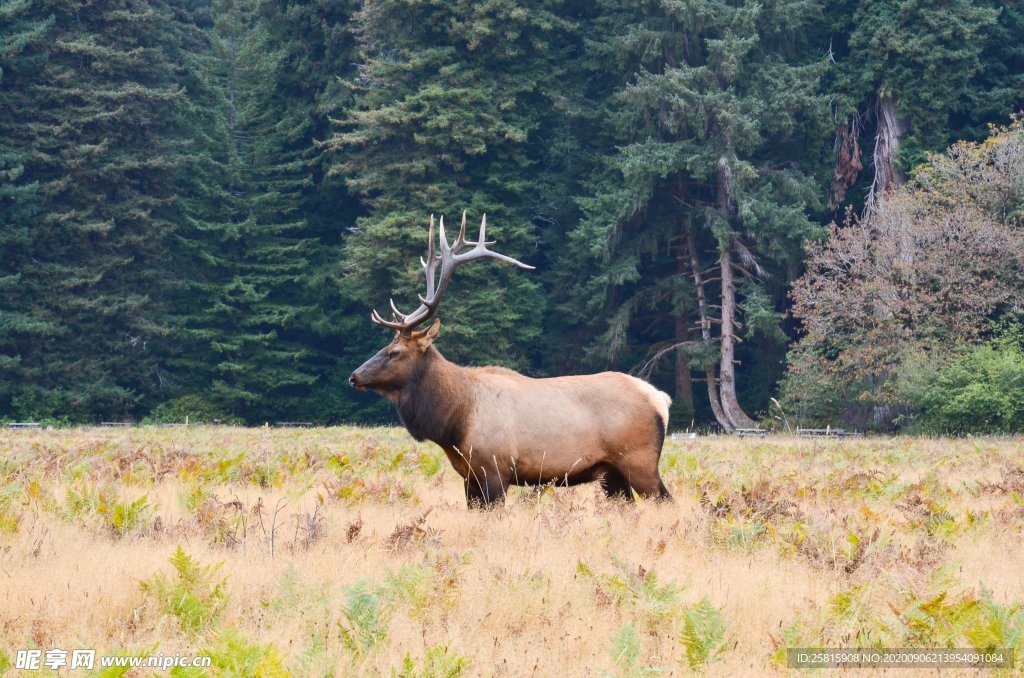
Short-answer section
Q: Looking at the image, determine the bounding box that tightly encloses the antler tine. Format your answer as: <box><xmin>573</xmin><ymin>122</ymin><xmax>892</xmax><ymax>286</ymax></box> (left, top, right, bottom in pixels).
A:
<box><xmin>388</xmin><ymin>298</ymin><xmax>406</xmax><ymax>321</ymax></box>
<box><xmin>370</xmin><ymin>308</ymin><xmax>405</xmax><ymax>330</ymax></box>
<box><xmin>423</xmin><ymin>214</ymin><xmax>436</xmax><ymax>269</ymax></box>
<box><xmin>453</xmin><ymin>214</ymin><xmax>535</xmax><ymax>270</ymax></box>
<box><xmin>450</xmin><ymin>210</ymin><xmax>469</xmax><ymax>252</ymax></box>
<box><xmin>371</xmin><ymin>215</ymin><xmax>436</xmax><ymax>331</ymax></box>
<box><xmin>437</xmin><ymin>214</ymin><xmax>451</xmax><ymax>259</ymax></box>
<box><xmin>423</xmin><ymin>214</ymin><xmax>439</xmax><ymax>301</ymax></box>
<box><xmin>465</xmin><ymin>213</ymin><xmax>496</xmax><ymax>247</ymax></box>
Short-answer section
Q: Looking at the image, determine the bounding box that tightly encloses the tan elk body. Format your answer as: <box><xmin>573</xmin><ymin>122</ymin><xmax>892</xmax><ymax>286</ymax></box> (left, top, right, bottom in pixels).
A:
<box><xmin>349</xmin><ymin>213</ymin><xmax>672</xmax><ymax>506</ymax></box>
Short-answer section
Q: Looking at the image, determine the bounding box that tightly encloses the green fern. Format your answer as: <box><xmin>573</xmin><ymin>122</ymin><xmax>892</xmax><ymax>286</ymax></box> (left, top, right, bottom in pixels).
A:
<box><xmin>179</xmin><ymin>483</ymin><xmax>207</xmax><ymax>513</ymax></box>
<box><xmin>180</xmin><ymin>627</ymin><xmax>289</xmax><ymax>677</ymax></box>
<box><xmin>0</xmin><ymin>481</ymin><xmax>22</xmax><ymax>513</ymax></box>
<box><xmin>578</xmin><ymin>560</ymin><xmax>680</xmax><ymax>627</ymax></box>
<box><xmin>965</xmin><ymin>590</ymin><xmax>1024</xmax><ymax>653</ymax></box>
<box><xmin>141</xmin><ymin>545</ymin><xmax>227</xmax><ymax>632</ymax></box>
<box><xmin>769</xmin><ymin>620</ymin><xmax>805</xmax><ymax>666</ymax></box>
<box><xmin>262</xmin><ymin>565</ymin><xmax>336</xmax><ymax>675</ymax></box>
<box><xmin>379</xmin><ymin>556</ymin><xmax>462</xmax><ymax>626</ymax></box>
<box><xmin>65</xmin><ymin>483</ymin><xmax>101</xmax><ymax>518</ymax></box>
<box><xmin>338</xmin><ymin>578</ymin><xmax>388</xmax><ymax>657</ymax></box>
<box><xmin>395</xmin><ymin>645</ymin><xmax>469</xmax><ymax>678</ymax></box>
<box><xmin>773</xmin><ymin>568</ymin><xmax>1024</xmax><ymax>662</ymax></box>
<box><xmin>381</xmin><ymin>564</ymin><xmax>432</xmax><ymax>616</ymax></box>
<box><xmin>726</xmin><ymin>516</ymin><xmax>767</xmax><ymax>548</ymax></box>
<box><xmin>294</xmin><ymin>633</ymin><xmax>332</xmax><ymax>678</ymax></box>
<box><xmin>0</xmin><ymin>511</ymin><xmax>17</xmax><ymax>536</ymax></box>
<box><xmin>604</xmin><ymin>623</ymin><xmax>665</xmax><ymax>677</ymax></box>
<box><xmin>417</xmin><ymin>451</ymin><xmax>445</xmax><ymax>478</ymax></box>
<box><xmin>680</xmin><ymin>597</ymin><xmax>729</xmax><ymax>669</ymax></box>
<box><xmin>65</xmin><ymin>485</ymin><xmax>153</xmax><ymax>536</ymax></box>
<box><xmin>109</xmin><ymin>495</ymin><xmax>152</xmax><ymax>535</ymax></box>
<box><xmin>264</xmin><ymin>563</ymin><xmax>329</xmax><ymax>614</ymax></box>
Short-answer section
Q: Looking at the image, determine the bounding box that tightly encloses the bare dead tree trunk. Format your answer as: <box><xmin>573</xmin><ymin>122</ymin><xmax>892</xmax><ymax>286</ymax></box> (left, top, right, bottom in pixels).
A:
<box><xmin>714</xmin><ymin>156</ymin><xmax>757</xmax><ymax>429</ymax></box>
<box><xmin>705</xmin><ymin>365</ymin><xmax>729</xmax><ymax>432</ymax></box>
<box><xmin>718</xmin><ymin>242</ymin><xmax>757</xmax><ymax>429</ymax></box>
<box><xmin>687</xmin><ymin>225</ymin><xmax>732</xmax><ymax>431</ymax></box>
<box><xmin>865</xmin><ymin>93</ymin><xmax>908</xmax><ymax>214</ymax></box>
<box><xmin>674</xmin><ymin>241</ymin><xmax>694</xmax><ymax>422</ymax></box>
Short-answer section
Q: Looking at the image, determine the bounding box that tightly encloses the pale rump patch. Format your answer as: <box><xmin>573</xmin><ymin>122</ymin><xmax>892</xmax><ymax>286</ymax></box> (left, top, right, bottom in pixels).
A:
<box><xmin>629</xmin><ymin>376</ymin><xmax>672</xmax><ymax>432</ymax></box>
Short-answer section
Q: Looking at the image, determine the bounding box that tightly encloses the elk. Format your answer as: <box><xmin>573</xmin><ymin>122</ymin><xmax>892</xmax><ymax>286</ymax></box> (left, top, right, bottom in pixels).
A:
<box><xmin>349</xmin><ymin>212</ymin><xmax>673</xmax><ymax>507</ymax></box>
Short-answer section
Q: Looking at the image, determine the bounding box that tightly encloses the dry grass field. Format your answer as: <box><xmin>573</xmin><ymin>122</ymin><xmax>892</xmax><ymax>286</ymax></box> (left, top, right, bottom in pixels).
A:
<box><xmin>1</xmin><ymin>427</ymin><xmax>1023</xmax><ymax>676</ymax></box>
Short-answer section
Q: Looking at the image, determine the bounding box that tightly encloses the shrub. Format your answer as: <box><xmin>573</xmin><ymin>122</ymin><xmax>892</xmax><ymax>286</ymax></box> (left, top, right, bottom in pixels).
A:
<box><xmin>144</xmin><ymin>395</ymin><xmax>240</xmax><ymax>425</ymax></box>
<box><xmin>899</xmin><ymin>326</ymin><xmax>1024</xmax><ymax>434</ymax></box>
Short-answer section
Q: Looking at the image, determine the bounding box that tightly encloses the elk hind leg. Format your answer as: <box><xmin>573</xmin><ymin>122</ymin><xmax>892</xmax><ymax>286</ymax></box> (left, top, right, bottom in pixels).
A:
<box><xmin>614</xmin><ymin>459</ymin><xmax>672</xmax><ymax>502</ymax></box>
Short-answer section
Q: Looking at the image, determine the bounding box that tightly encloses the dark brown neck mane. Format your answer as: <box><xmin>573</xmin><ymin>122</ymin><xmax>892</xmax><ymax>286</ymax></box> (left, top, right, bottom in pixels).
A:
<box><xmin>396</xmin><ymin>347</ymin><xmax>470</xmax><ymax>448</ymax></box>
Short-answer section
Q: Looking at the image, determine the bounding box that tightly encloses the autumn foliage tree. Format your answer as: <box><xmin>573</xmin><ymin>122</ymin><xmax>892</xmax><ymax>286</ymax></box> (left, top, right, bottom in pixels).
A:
<box><xmin>784</xmin><ymin>117</ymin><xmax>1024</xmax><ymax>425</ymax></box>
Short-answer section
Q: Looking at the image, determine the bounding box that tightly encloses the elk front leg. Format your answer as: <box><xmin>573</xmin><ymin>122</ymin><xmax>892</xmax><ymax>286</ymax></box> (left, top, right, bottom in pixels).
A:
<box><xmin>464</xmin><ymin>464</ymin><xmax>508</xmax><ymax>508</ymax></box>
<box><xmin>600</xmin><ymin>467</ymin><xmax>635</xmax><ymax>502</ymax></box>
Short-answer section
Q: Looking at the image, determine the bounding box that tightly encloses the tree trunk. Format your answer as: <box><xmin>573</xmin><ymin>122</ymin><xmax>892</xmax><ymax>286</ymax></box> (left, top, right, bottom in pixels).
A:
<box><xmin>829</xmin><ymin>115</ymin><xmax>863</xmax><ymax>210</ymax></box>
<box><xmin>718</xmin><ymin>243</ymin><xmax>757</xmax><ymax>429</ymax></box>
<box><xmin>674</xmin><ymin>240</ymin><xmax>694</xmax><ymax>422</ymax></box>
<box><xmin>687</xmin><ymin>224</ymin><xmax>732</xmax><ymax>431</ymax></box>
<box><xmin>713</xmin><ymin>156</ymin><xmax>755</xmax><ymax>429</ymax></box>
<box><xmin>227</xmin><ymin>36</ymin><xmax>238</xmax><ymax>128</ymax></box>
<box><xmin>866</xmin><ymin>93</ymin><xmax>908</xmax><ymax>213</ymax></box>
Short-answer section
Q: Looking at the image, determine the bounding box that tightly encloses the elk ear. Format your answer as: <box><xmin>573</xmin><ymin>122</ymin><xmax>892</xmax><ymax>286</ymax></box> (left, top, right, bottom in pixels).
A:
<box><xmin>412</xmin><ymin>319</ymin><xmax>441</xmax><ymax>350</ymax></box>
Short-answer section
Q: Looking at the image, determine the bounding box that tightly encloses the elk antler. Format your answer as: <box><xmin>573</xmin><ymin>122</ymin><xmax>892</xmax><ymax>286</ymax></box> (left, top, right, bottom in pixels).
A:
<box><xmin>371</xmin><ymin>212</ymin><xmax>534</xmax><ymax>334</ymax></box>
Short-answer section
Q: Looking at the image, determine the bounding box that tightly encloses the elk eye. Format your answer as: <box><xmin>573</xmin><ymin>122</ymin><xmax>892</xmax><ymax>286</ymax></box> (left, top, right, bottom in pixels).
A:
<box><xmin>387</xmin><ymin>349</ymin><xmax>400</xmax><ymax>360</ymax></box>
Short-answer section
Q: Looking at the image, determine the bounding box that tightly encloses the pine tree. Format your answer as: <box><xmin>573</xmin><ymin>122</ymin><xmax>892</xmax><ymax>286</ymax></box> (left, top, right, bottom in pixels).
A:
<box><xmin>1</xmin><ymin>0</ymin><xmax>193</xmax><ymax>420</ymax></box>
<box><xmin>572</xmin><ymin>0</ymin><xmax>828</xmax><ymax>430</ymax></box>
<box><xmin>826</xmin><ymin>1</ymin><xmax>1009</xmax><ymax>212</ymax></box>
<box><xmin>254</xmin><ymin>0</ymin><xmax>361</xmax><ymax>422</ymax></box>
<box><xmin>0</xmin><ymin>0</ymin><xmax>51</xmax><ymax>418</ymax></box>
<box><xmin>166</xmin><ymin>0</ymin><xmax>358</xmax><ymax>423</ymax></box>
<box><xmin>329</xmin><ymin>0</ymin><xmax>578</xmax><ymax>381</ymax></box>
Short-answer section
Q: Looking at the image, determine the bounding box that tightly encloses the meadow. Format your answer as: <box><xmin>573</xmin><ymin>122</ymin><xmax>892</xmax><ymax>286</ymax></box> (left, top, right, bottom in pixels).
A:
<box><xmin>0</xmin><ymin>427</ymin><xmax>1022</xmax><ymax>676</ymax></box>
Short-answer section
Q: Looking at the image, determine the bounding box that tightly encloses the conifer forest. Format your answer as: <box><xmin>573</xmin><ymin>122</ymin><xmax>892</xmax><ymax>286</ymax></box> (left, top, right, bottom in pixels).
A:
<box><xmin>2</xmin><ymin>0</ymin><xmax>1023</xmax><ymax>432</ymax></box>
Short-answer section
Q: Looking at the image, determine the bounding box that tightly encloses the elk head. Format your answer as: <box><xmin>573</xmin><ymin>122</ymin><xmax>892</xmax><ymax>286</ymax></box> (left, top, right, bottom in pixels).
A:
<box><xmin>348</xmin><ymin>212</ymin><xmax>533</xmax><ymax>397</ymax></box>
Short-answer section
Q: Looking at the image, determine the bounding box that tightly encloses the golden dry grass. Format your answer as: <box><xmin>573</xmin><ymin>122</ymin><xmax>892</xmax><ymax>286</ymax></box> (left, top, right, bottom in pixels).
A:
<box><xmin>1</xmin><ymin>427</ymin><xmax>1023</xmax><ymax>676</ymax></box>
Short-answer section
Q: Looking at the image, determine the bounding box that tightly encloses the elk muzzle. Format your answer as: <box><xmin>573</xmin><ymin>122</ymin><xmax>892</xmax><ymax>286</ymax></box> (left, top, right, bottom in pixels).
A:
<box><xmin>349</xmin><ymin>347</ymin><xmax>391</xmax><ymax>391</ymax></box>
<box><xmin>348</xmin><ymin>363</ymin><xmax>373</xmax><ymax>390</ymax></box>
